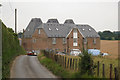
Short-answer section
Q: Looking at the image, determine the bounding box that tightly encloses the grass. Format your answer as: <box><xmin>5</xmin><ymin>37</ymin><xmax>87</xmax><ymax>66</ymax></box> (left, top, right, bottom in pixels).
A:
<box><xmin>38</xmin><ymin>51</ymin><xmax>118</xmax><ymax>79</ymax></box>
<box><xmin>92</xmin><ymin>56</ymin><xmax>118</xmax><ymax>78</ymax></box>
<box><xmin>38</xmin><ymin>53</ymin><xmax>72</xmax><ymax>78</ymax></box>
<box><xmin>37</xmin><ymin>52</ymin><xmax>98</xmax><ymax>78</ymax></box>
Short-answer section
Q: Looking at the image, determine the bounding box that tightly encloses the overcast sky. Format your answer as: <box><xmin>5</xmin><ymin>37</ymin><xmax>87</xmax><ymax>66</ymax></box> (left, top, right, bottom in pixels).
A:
<box><xmin>0</xmin><ymin>0</ymin><xmax>119</xmax><ymax>33</ymax></box>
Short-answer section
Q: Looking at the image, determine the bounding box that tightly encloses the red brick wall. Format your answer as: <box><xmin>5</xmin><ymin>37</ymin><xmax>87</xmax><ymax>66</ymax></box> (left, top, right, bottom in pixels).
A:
<box><xmin>87</xmin><ymin>37</ymin><xmax>100</xmax><ymax>49</ymax></box>
<box><xmin>22</xmin><ymin>28</ymin><xmax>100</xmax><ymax>53</ymax></box>
<box><xmin>22</xmin><ymin>38</ymin><xmax>32</xmax><ymax>51</ymax></box>
<box><xmin>66</xmin><ymin>28</ymin><xmax>100</xmax><ymax>52</ymax></box>
<box><xmin>30</xmin><ymin>28</ymin><xmax>67</xmax><ymax>52</ymax></box>
<box><xmin>67</xmin><ymin>28</ymin><xmax>83</xmax><ymax>52</ymax></box>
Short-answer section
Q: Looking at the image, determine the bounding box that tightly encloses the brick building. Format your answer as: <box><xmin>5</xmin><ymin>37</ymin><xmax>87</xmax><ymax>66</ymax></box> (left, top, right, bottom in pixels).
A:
<box><xmin>22</xmin><ymin>18</ymin><xmax>100</xmax><ymax>53</ymax></box>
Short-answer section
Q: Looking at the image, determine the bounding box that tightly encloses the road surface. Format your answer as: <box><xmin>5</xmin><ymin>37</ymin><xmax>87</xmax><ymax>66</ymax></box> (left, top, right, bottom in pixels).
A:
<box><xmin>10</xmin><ymin>55</ymin><xmax>57</xmax><ymax>78</ymax></box>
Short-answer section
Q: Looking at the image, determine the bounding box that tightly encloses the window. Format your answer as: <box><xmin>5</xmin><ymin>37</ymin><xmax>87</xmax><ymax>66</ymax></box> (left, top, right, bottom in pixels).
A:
<box><xmin>63</xmin><ymin>38</ymin><xmax>66</xmax><ymax>44</ymax></box>
<box><xmin>82</xmin><ymin>28</ymin><xmax>85</xmax><ymax>31</ymax></box>
<box><xmin>38</xmin><ymin>29</ymin><xmax>40</xmax><ymax>34</ymax></box>
<box><xmin>88</xmin><ymin>28</ymin><xmax>91</xmax><ymax>31</ymax></box>
<box><xmin>56</xmin><ymin>28</ymin><xmax>59</xmax><ymax>31</ymax></box>
<box><xmin>84</xmin><ymin>38</ymin><xmax>87</xmax><ymax>44</ymax></box>
<box><xmin>73</xmin><ymin>29</ymin><xmax>77</xmax><ymax>38</ymax></box>
<box><xmin>49</xmin><ymin>28</ymin><xmax>51</xmax><ymax>31</ymax></box>
<box><xmin>73</xmin><ymin>38</ymin><xmax>78</xmax><ymax>46</ymax></box>
<box><xmin>33</xmin><ymin>38</ymin><xmax>36</xmax><ymax>43</ymax></box>
<box><xmin>52</xmin><ymin>38</ymin><xmax>56</xmax><ymax>44</ymax></box>
<box><xmin>93</xmin><ymin>38</ymin><xmax>96</xmax><ymax>44</ymax></box>
<box><xmin>73</xmin><ymin>28</ymin><xmax>78</xmax><ymax>46</ymax></box>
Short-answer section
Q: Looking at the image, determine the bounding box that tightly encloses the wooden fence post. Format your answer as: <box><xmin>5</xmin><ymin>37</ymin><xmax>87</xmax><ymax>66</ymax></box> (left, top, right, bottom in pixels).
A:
<box><xmin>78</xmin><ymin>58</ymin><xmax>80</xmax><ymax>70</ymax></box>
<box><xmin>63</xmin><ymin>56</ymin><xmax>65</xmax><ymax>67</ymax></box>
<box><xmin>97</xmin><ymin>61</ymin><xmax>99</xmax><ymax>76</ymax></box>
<box><xmin>75</xmin><ymin>59</ymin><xmax>77</xmax><ymax>71</ymax></box>
<box><xmin>72</xmin><ymin>58</ymin><xmax>74</xmax><ymax>70</ymax></box>
<box><xmin>67</xmin><ymin>58</ymin><xmax>69</xmax><ymax>68</ymax></box>
<box><xmin>110</xmin><ymin>64</ymin><xmax>112</xmax><ymax>79</ymax></box>
<box><xmin>103</xmin><ymin>64</ymin><xmax>105</xmax><ymax>77</ymax></box>
<box><xmin>73</xmin><ymin>59</ymin><xmax>75</xmax><ymax>70</ymax></box>
<box><xmin>69</xmin><ymin>57</ymin><xmax>70</xmax><ymax>69</ymax></box>
<box><xmin>62</xmin><ymin>56</ymin><xmax>64</xmax><ymax>67</ymax></box>
<box><xmin>59</xmin><ymin>55</ymin><xmax>61</xmax><ymax>65</ymax></box>
<box><xmin>114</xmin><ymin>67</ymin><xmax>118</xmax><ymax>80</ymax></box>
<box><xmin>77</xmin><ymin>58</ymin><xmax>79</xmax><ymax>71</ymax></box>
<box><xmin>65</xmin><ymin>56</ymin><xmax>66</xmax><ymax>68</ymax></box>
<box><xmin>70</xmin><ymin>58</ymin><xmax>72</xmax><ymax>69</ymax></box>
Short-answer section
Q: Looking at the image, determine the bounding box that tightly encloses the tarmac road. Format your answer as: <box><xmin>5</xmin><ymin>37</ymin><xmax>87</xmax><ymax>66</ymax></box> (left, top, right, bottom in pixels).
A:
<box><xmin>10</xmin><ymin>55</ymin><xmax>57</xmax><ymax>78</ymax></box>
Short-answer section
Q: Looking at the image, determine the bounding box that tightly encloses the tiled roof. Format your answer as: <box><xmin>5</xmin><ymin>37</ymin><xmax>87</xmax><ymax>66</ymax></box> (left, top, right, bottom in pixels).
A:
<box><xmin>47</xmin><ymin>19</ymin><xmax>59</xmax><ymax>24</ymax></box>
<box><xmin>64</xmin><ymin>19</ymin><xmax>74</xmax><ymax>24</ymax></box>
<box><xmin>23</xmin><ymin>18</ymin><xmax>42</xmax><ymax>38</ymax></box>
<box><xmin>24</xmin><ymin>18</ymin><xmax>100</xmax><ymax>38</ymax></box>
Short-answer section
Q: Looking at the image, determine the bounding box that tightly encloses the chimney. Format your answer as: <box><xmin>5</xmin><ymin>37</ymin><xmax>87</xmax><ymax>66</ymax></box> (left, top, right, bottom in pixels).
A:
<box><xmin>23</xmin><ymin>29</ymin><xmax>25</xmax><ymax>33</ymax></box>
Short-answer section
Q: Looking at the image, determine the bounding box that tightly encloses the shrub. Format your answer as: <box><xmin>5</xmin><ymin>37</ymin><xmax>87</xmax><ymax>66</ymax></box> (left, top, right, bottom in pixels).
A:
<box><xmin>79</xmin><ymin>50</ymin><xmax>95</xmax><ymax>76</ymax></box>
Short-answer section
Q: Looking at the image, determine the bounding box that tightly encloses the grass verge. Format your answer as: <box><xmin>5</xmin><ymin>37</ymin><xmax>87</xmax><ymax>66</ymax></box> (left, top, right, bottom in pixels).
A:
<box><xmin>37</xmin><ymin>53</ymin><xmax>98</xmax><ymax>78</ymax></box>
<box><xmin>38</xmin><ymin>53</ymin><xmax>72</xmax><ymax>78</ymax></box>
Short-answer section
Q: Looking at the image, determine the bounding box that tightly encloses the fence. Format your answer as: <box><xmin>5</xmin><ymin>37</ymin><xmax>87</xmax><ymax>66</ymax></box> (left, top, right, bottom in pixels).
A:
<box><xmin>42</xmin><ymin>50</ymin><xmax>119</xmax><ymax>79</ymax></box>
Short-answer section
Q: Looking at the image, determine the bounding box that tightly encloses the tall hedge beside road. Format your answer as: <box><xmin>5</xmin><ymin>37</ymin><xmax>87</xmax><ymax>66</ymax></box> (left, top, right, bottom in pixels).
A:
<box><xmin>2</xmin><ymin>21</ymin><xmax>25</xmax><ymax>78</ymax></box>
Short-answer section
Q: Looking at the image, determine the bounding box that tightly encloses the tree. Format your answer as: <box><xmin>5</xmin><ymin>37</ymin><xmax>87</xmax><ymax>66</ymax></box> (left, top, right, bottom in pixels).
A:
<box><xmin>7</xmin><ymin>27</ymin><xmax>18</xmax><ymax>39</ymax></box>
<box><xmin>98</xmin><ymin>30</ymin><xmax>120</xmax><ymax>40</ymax></box>
<box><xmin>7</xmin><ymin>27</ymin><xmax>14</xmax><ymax>33</ymax></box>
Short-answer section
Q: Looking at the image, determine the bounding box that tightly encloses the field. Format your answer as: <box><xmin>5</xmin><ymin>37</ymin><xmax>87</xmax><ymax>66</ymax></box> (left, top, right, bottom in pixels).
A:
<box><xmin>100</xmin><ymin>40</ymin><xmax>119</xmax><ymax>59</ymax></box>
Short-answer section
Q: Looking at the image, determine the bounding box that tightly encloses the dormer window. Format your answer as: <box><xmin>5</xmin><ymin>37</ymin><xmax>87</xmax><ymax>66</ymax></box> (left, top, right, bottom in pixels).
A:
<box><xmin>56</xmin><ymin>28</ymin><xmax>59</xmax><ymax>31</ymax></box>
<box><xmin>82</xmin><ymin>28</ymin><xmax>85</xmax><ymax>31</ymax></box>
<box><xmin>49</xmin><ymin>28</ymin><xmax>51</xmax><ymax>31</ymax></box>
<box><xmin>88</xmin><ymin>29</ymin><xmax>91</xmax><ymax>31</ymax></box>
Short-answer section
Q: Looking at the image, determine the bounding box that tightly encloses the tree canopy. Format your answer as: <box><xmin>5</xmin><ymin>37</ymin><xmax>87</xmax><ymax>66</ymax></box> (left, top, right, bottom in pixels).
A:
<box><xmin>98</xmin><ymin>31</ymin><xmax>120</xmax><ymax>40</ymax></box>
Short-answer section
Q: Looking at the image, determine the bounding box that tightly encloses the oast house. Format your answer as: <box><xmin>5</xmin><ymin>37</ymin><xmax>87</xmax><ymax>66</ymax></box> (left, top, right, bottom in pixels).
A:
<box><xmin>22</xmin><ymin>18</ymin><xmax>100</xmax><ymax>53</ymax></box>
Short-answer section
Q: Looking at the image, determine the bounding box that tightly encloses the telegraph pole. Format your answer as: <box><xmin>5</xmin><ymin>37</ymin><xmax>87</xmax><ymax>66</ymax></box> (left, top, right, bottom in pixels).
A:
<box><xmin>15</xmin><ymin>9</ymin><xmax>17</xmax><ymax>33</ymax></box>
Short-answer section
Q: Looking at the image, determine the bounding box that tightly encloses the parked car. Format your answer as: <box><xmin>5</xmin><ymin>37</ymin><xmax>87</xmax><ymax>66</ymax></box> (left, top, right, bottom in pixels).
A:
<box><xmin>56</xmin><ymin>52</ymin><xmax>65</xmax><ymax>55</ymax></box>
<box><xmin>70</xmin><ymin>49</ymin><xmax>82</xmax><ymax>56</ymax></box>
<box><xmin>27</xmin><ymin>51</ymin><xmax>37</xmax><ymax>56</ymax></box>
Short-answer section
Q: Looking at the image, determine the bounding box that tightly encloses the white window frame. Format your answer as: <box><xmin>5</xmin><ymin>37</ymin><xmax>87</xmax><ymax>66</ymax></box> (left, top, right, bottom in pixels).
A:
<box><xmin>73</xmin><ymin>28</ymin><xmax>78</xmax><ymax>46</ymax></box>
<box><xmin>38</xmin><ymin>29</ymin><xmax>40</xmax><ymax>34</ymax></box>
<box><xmin>73</xmin><ymin>29</ymin><xmax>77</xmax><ymax>38</ymax></box>
<box><xmin>63</xmin><ymin>38</ymin><xmax>66</xmax><ymax>44</ymax></box>
<box><xmin>52</xmin><ymin>38</ymin><xmax>56</xmax><ymax>44</ymax></box>
<box><xmin>93</xmin><ymin>38</ymin><xmax>96</xmax><ymax>44</ymax></box>
<box><xmin>73</xmin><ymin>38</ymin><xmax>78</xmax><ymax>46</ymax></box>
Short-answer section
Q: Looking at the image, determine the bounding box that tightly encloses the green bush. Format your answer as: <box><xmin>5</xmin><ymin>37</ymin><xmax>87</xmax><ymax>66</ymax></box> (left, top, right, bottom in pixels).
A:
<box><xmin>79</xmin><ymin>50</ymin><xmax>96</xmax><ymax>76</ymax></box>
<box><xmin>2</xmin><ymin>21</ymin><xmax>25</xmax><ymax>78</ymax></box>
